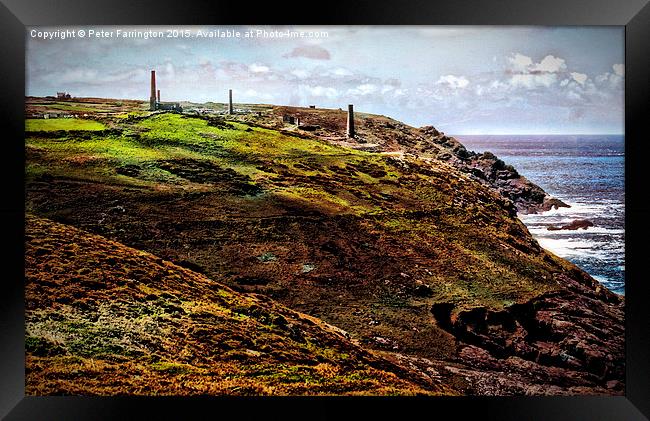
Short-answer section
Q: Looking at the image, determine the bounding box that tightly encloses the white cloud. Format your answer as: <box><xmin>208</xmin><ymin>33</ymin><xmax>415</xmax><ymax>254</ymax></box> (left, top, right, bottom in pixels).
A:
<box><xmin>436</xmin><ymin>75</ymin><xmax>469</xmax><ymax>89</ymax></box>
<box><xmin>567</xmin><ymin>90</ymin><xmax>582</xmax><ymax>101</ymax></box>
<box><xmin>300</xmin><ymin>85</ymin><xmax>340</xmax><ymax>99</ymax></box>
<box><xmin>596</xmin><ymin>71</ymin><xmax>623</xmax><ymax>87</ymax></box>
<box><xmin>532</xmin><ymin>55</ymin><xmax>566</xmax><ymax>73</ymax></box>
<box><xmin>613</xmin><ymin>63</ymin><xmax>624</xmax><ymax>76</ymax></box>
<box><xmin>332</xmin><ymin>67</ymin><xmax>353</xmax><ymax>77</ymax></box>
<box><xmin>291</xmin><ymin>69</ymin><xmax>309</xmax><ymax>78</ymax></box>
<box><xmin>509</xmin><ymin>53</ymin><xmax>533</xmax><ymax>72</ymax></box>
<box><xmin>489</xmin><ymin>80</ymin><xmax>509</xmax><ymax>90</ymax></box>
<box><xmin>348</xmin><ymin>83</ymin><xmax>379</xmax><ymax>95</ymax></box>
<box><xmin>57</xmin><ymin>67</ymin><xmax>147</xmax><ymax>85</ymax></box>
<box><xmin>506</xmin><ymin>53</ymin><xmax>567</xmax><ymax>89</ymax></box>
<box><xmin>570</xmin><ymin>72</ymin><xmax>588</xmax><ymax>85</ymax></box>
<box><xmin>249</xmin><ymin>63</ymin><xmax>270</xmax><ymax>73</ymax></box>
<box><xmin>244</xmin><ymin>89</ymin><xmax>274</xmax><ymax>101</ymax></box>
<box><xmin>510</xmin><ymin>73</ymin><xmax>556</xmax><ymax>88</ymax></box>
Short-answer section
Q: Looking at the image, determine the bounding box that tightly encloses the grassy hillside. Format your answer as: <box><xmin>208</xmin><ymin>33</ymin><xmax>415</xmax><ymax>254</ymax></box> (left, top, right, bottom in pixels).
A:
<box><xmin>26</xmin><ymin>111</ymin><xmax>565</xmax><ymax>313</ymax></box>
<box><xmin>26</xmin><ymin>215</ymin><xmax>449</xmax><ymax>395</ymax></box>
<box><xmin>25</xmin><ymin>98</ymin><xmax>624</xmax><ymax>395</ymax></box>
<box><xmin>26</xmin><ymin>118</ymin><xmax>107</xmax><ymax>132</ymax></box>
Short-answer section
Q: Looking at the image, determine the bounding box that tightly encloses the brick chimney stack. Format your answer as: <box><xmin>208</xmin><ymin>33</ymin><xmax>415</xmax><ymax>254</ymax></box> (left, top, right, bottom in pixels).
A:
<box><xmin>150</xmin><ymin>70</ymin><xmax>157</xmax><ymax>111</ymax></box>
<box><xmin>346</xmin><ymin>104</ymin><xmax>355</xmax><ymax>138</ymax></box>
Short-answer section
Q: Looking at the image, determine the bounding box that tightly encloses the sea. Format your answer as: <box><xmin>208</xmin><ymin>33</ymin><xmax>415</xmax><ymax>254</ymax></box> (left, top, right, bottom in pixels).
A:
<box><xmin>455</xmin><ymin>135</ymin><xmax>625</xmax><ymax>295</ymax></box>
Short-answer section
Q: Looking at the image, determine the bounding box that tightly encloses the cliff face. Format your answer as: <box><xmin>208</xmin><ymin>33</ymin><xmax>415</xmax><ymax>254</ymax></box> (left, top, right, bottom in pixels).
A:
<box><xmin>25</xmin><ymin>98</ymin><xmax>623</xmax><ymax>395</ymax></box>
<box><xmin>417</xmin><ymin>127</ymin><xmax>570</xmax><ymax>214</ymax></box>
<box><xmin>432</xmin><ymin>271</ymin><xmax>623</xmax><ymax>394</ymax></box>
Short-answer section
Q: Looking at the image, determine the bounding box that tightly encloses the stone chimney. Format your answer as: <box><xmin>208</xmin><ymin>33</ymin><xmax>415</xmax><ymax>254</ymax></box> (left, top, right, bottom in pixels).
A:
<box><xmin>149</xmin><ymin>70</ymin><xmax>157</xmax><ymax>111</ymax></box>
<box><xmin>157</xmin><ymin>89</ymin><xmax>160</xmax><ymax>103</ymax></box>
<box><xmin>228</xmin><ymin>89</ymin><xmax>233</xmax><ymax>114</ymax></box>
<box><xmin>346</xmin><ymin>104</ymin><xmax>355</xmax><ymax>138</ymax></box>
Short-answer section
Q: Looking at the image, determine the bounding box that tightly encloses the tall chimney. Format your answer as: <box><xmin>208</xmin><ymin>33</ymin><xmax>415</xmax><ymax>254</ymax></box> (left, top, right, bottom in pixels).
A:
<box><xmin>150</xmin><ymin>70</ymin><xmax>157</xmax><ymax>111</ymax></box>
<box><xmin>228</xmin><ymin>89</ymin><xmax>233</xmax><ymax>114</ymax></box>
<box><xmin>346</xmin><ymin>104</ymin><xmax>355</xmax><ymax>138</ymax></box>
<box><xmin>157</xmin><ymin>89</ymin><xmax>160</xmax><ymax>103</ymax></box>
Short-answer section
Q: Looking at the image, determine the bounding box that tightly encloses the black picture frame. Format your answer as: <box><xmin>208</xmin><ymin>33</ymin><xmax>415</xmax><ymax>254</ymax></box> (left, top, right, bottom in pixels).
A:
<box><xmin>1</xmin><ymin>1</ymin><xmax>649</xmax><ymax>419</ymax></box>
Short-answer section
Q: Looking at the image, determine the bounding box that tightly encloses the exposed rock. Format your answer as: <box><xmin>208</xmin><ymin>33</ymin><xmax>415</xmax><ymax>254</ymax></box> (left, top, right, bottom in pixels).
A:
<box><xmin>430</xmin><ymin>270</ymin><xmax>624</xmax><ymax>395</ymax></box>
<box><xmin>417</xmin><ymin>129</ymin><xmax>569</xmax><ymax>214</ymax></box>
<box><xmin>548</xmin><ymin>219</ymin><xmax>594</xmax><ymax>231</ymax></box>
<box><xmin>540</xmin><ymin>197</ymin><xmax>571</xmax><ymax>213</ymax></box>
<box><xmin>413</xmin><ymin>283</ymin><xmax>433</xmax><ymax>297</ymax></box>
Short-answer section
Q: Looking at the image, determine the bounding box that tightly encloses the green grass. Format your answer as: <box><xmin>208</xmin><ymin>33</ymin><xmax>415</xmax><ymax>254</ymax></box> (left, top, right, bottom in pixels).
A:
<box><xmin>32</xmin><ymin>103</ymin><xmax>99</xmax><ymax>113</ymax></box>
<box><xmin>26</xmin><ymin>113</ymin><xmax>394</xmax><ymax>207</ymax></box>
<box><xmin>26</xmin><ymin>118</ymin><xmax>107</xmax><ymax>132</ymax></box>
<box><xmin>24</xmin><ymin>111</ymin><xmax>561</xmax><ymax>314</ymax></box>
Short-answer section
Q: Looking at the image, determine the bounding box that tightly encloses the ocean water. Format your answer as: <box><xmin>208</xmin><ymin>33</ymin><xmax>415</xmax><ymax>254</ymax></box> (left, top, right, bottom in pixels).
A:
<box><xmin>455</xmin><ymin>135</ymin><xmax>625</xmax><ymax>295</ymax></box>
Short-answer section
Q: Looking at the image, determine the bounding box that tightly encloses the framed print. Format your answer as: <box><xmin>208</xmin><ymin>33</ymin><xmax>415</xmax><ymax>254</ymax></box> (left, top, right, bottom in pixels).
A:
<box><xmin>1</xmin><ymin>0</ymin><xmax>649</xmax><ymax>419</ymax></box>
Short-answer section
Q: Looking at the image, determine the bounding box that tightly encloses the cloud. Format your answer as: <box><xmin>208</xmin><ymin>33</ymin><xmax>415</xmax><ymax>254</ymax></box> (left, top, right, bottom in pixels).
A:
<box><xmin>567</xmin><ymin>90</ymin><xmax>582</xmax><ymax>101</ymax></box>
<box><xmin>509</xmin><ymin>73</ymin><xmax>556</xmax><ymax>88</ymax></box>
<box><xmin>613</xmin><ymin>63</ymin><xmax>624</xmax><ymax>76</ymax></box>
<box><xmin>436</xmin><ymin>75</ymin><xmax>469</xmax><ymax>89</ymax></box>
<box><xmin>299</xmin><ymin>85</ymin><xmax>339</xmax><ymax>98</ymax></box>
<box><xmin>509</xmin><ymin>53</ymin><xmax>566</xmax><ymax>74</ymax></box>
<box><xmin>249</xmin><ymin>63</ymin><xmax>270</xmax><ymax>73</ymax></box>
<box><xmin>489</xmin><ymin>80</ymin><xmax>509</xmax><ymax>90</ymax></box>
<box><xmin>570</xmin><ymin>72</ymin><xmax>588</xmax><ymax>85</ymax></box>
<box><xmin>508</xmin><ymin>53</ymin><xmax>533</xmax><ymax>72</ymax></box>
<box><xmin>56</xmin><ymin>67</ymin><xmax>148</xmax><ymax>85</ymax></box>
<box><xmin>331</xmin><ymin>67</ymin><xmax>353</xmax><ymax>77</ymax></box>
<box><xmin>595</xmin><ymin>69</ymin><xmax>623</xmax><ymax>88</ymax></box>
<box><xmin>506</xmin><ymin>53</ymin><xmax>567</xmax><ymax>89</ymax></box>
<box><xmin>244</xmin><ymin>88</ymin><xmax>274</xmax><ymax>101</ymax></box>
<box><xmin>284</xmin><ymin>45</ymin><xmax>331</xmax><ymax>60</ymax></box>
<box><xmin>290</xmin><ymin>69</ymin><xmax>309</xmax><ymax>78</ymax></box>
<box><xmin>348</xmin><ymin>83</ymin><xmax>379</xmax><ymax>95</ymax></box>
<box><xmin>531</xmin><ymin>55</ymin><xmax>566</xmax><ymax>73</ymax></box>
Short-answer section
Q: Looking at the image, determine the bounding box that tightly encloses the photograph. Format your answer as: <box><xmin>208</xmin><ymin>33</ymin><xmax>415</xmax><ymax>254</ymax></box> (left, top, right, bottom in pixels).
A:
<box><xmin>22</xmin><ymin>25</ymin><xmax>628</xmax><ymax>397</ymax></box>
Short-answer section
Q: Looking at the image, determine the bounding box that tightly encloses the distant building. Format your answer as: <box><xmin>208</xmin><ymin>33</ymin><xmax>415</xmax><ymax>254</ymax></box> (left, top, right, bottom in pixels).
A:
<box><xmin>282</xmin><ymin>115</ymin><xmax>298</xmax><ymax>125</ymax></box>
<box><xmin>149</xmin><ymin>69</ymin><xmax>182</xmax><ymax>112</ymax></box>
<box><xmin>56</xmin><ymin>92</ymin><xmax>71</xmax><ymax>100</ymax></box>
<box><xmin>157</xmin><ymin>102</ymin><xmax>183</xmax><ymax>112</ymax></box>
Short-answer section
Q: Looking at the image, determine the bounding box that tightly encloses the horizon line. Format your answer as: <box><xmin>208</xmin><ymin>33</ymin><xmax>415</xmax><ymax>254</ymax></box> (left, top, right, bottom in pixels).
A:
<box><xmin>25</xmin><ymin>95</ymin><xmax>625</xmax><ymax>137</ymax></box>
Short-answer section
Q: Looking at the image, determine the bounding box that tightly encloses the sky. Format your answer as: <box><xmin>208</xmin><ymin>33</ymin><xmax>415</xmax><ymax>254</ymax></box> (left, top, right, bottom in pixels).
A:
<box><xmin>26</xmin><ymin>26</ymin><xmax>624</xmax><ymax>135</ymax></box>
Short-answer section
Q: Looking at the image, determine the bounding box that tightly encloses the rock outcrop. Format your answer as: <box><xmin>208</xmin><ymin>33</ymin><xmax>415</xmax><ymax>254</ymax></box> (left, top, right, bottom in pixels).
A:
<box><xmin>259</xmin><ymin>107</ymin><xmax>570</xmax><ymax>215</ymax></box>
<box><xmin>431</xmin><ymin>268</ymin><xmax>623</xmax><ymax>395</ymax></box>
<box><xmin>419</xmin><ymin>126</ymin><xmax>570</xmax><ymax>214</ymax></box>
<box><xmin>548</xmin><ymin>219</ymin><xmax>595</xmax><ymax>231</ymax></box>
